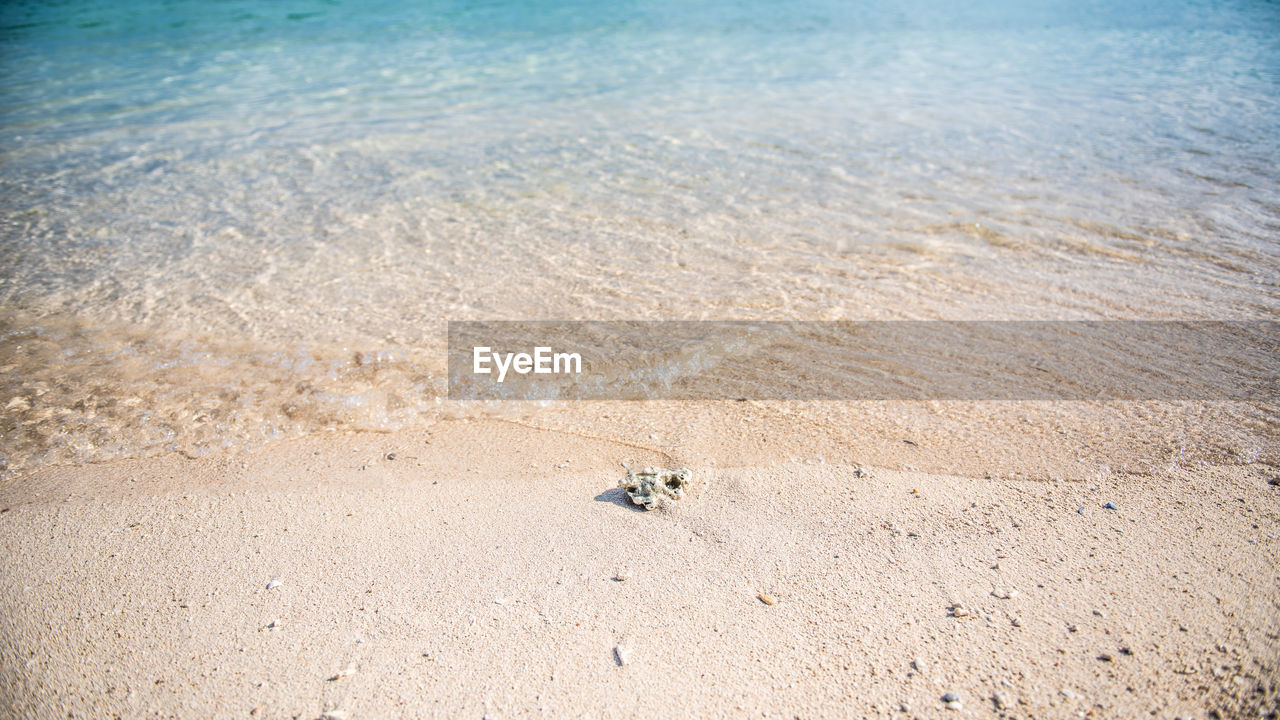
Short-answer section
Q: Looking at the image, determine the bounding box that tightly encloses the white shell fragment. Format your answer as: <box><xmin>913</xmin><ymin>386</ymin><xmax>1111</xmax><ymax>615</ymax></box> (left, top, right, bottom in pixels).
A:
<box><xmin>328</xmin><ymin>663</ymin><xmax>357</xmax><ymax>681</ymax></box>
<box><xmin>265</xmin><ymin>579</ymin><xmax>281</xmax><ymax>590</ymax></box>
<box><xmin>619</xmin><ymin>467</ymin><xmax>691</xmax><ymax>510</ymax></box>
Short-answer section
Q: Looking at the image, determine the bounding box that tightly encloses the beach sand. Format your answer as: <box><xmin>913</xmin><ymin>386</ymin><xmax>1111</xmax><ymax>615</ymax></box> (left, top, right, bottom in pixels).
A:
<box><xmin>1</xmin><ymin>407</ymin><xmax>1277</xmax><ymax>718</ymax></box>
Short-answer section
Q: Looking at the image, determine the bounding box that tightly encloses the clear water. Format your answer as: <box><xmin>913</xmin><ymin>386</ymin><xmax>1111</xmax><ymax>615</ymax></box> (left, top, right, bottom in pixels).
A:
<box><xmin>2</xmin><ymin>0</ymin><xmax>1279</xmax><ymax>473</ymax></box>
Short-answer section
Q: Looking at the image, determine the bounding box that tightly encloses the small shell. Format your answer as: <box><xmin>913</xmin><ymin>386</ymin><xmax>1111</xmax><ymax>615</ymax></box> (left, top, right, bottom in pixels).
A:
<box><xmin>328</xmin><ymin>663</ymin><xmax>357</xmax><ymax>681</ymax></box>
<box><xmin>757</xmin><ymin>593</ymin><xmax>776</xmax><ymax>606</ymax></box>
<box><xmin>265</xmin><ymin>579</ymin><xmax>281</xmax><ymax>590</ymax></box>
<box><xmin>613</xmin><ymin>644</ymin><xmax>631</xmax><ymax>666</ymax></box>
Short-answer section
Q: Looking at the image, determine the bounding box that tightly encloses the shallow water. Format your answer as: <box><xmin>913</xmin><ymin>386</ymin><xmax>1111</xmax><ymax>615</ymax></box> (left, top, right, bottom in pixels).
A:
<box><xmin>2</xmin><ymin>0</ymin><xmax>1278</xmax><ymax>473</ymax></box>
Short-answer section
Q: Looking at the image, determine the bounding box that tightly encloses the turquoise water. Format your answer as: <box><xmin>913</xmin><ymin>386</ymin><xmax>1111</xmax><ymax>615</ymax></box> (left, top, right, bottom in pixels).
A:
<box><xmin>1</xmin><ymin>0</ymin><xmax>1279</xmax><ymax>471</ymax></box>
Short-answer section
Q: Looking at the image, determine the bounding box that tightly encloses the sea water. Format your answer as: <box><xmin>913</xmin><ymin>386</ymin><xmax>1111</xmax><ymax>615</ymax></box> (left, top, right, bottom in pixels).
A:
<box><xmin>2</xmin><ymin>0</ymin><xmax>1278</xmax><ymax>473</ymax></box>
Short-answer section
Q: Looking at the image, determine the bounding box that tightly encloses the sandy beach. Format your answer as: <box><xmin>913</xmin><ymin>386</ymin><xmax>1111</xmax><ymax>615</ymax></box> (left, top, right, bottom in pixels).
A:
<box><xmin>4</xmin><ymin>0</ymin><xmax>1280</xmax><ymax>717</ymax></box>
<box><xmin>2</xmin><ymin>408</ymin><xmax>1277</xmax><ymax>718</ymax></box>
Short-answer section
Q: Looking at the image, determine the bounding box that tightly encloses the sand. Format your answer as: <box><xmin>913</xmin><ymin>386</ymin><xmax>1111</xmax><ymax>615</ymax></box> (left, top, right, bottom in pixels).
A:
<box><xmin>1</xmin><ymin>410</ymin><xmax>1278</xmax><ymax>718</ymax></box>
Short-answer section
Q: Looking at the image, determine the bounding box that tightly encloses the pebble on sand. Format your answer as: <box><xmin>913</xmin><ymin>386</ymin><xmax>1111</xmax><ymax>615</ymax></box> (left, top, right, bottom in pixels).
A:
<box><xmin>1103</xmin><ymin>502</ymin><xmax>1118</xmax><ymax>510</ymax></box>
<box><xmin>993</xmin><ymin>691</ymin><xmax>1012</xmax><ymax>710</ymax></box>
<box><xmin>614</xmin><ymin>644</ymin><xmax>631</xmax><ymax>666</ymax></box>
<box><xmin>757</xmin><ymin>593</ymin><xmax>777</xmax><ymax>606</ymax></box>
<box><xmin>265</xmin><ymin>579</ymin><xmax>281</xmax><ymax>590</ymax></box>
<box><xmin>321</xmin><ymin>712</ymin><xmax>348</xmax><ymax>720</ymax></box>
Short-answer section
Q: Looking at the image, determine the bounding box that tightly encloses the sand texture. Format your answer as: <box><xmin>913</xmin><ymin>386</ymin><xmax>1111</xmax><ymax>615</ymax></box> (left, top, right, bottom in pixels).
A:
<box><xmin>1</xmin><ymin>416</ymin><xmax>1277</xmax><ymax>718</ymax></box>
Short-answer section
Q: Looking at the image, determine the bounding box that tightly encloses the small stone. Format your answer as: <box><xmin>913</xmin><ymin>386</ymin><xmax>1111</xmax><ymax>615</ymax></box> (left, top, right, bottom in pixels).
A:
<box><xmin>385</xmin><ymin>452</ymin><xmax>396</xmax><ymax>460</ymax></box>
<box><xmin>1098</xmin><ymin>653</ymin><xmax>1113</xmax><ymax>662</ymax></box>
<box><xmin>993</xmin><ymin>691</ymin><xmax>1012</xmax><ymax>710</ymax></box>
<box><xmin>321</xmin><ymin>712</ymin><xmax>348</xmax><ymax>720</ymax></box>
<box><xmin>1077</xmin><ymin>507</ymin><xmax>1085</xmax><ymax>515</ymax></box>
<box><xmin>1103</xmin><ymin>502</ymin><xmax>1117</xmax><ymax>510</ymax></box>
<box><xmin>951</xmin><ymin>604</ymin><xmax>970</xmax><ymax>618</ymax></box>
<box><xmin>265</xmin><ymin>579</ymin><xmax>281</xmax><ymax>590</ymax></box>
<box><xmin>912</xmin><ymin>657</ymin><xmax>927</xmax><ymax>674</ymax></box>
<box><xmin>614</xmin><ymin>644</ymin><xmax>631</xmax><ymax>666</ymax></box>
<box><xmin>613</xmin><ymin>571</ymin><xmax>629</xmax><ymax>582</ymax></box>
<box><xmin>992</xmin><ymin>588</ymin><xmax>1018</xmax><ymax>600</ymax></box>
<box><xmin>941</xmin><ymin>692</ymin><xmax>960</xmax><ymax>703</ymax></box>
<box><xmin>757</xmin><ymin>593</ymin><xmax>777</xmax><ymax>606</ymax></box>
<box><xmin>853</xmin><ymin>467</ymin><xmax>868</xmax><ymax>478</ymax></box>
<box><xmin>1011</xmin><ymin>616</ymin><xmax>1023</xmax><ymax>627</ymax></box>
<box><xmin>618</xmin><ymin>466</ymin><xmax>690</xmax><ymax>509</ymax></box>
<box><xmin>266</xmin><ymin>620</ymin><xmax>280</xmax><ymax>630</ymax></box>
<box><xmin>1061</xmin><ymin>689</ymin><xmax>1079</xmax><ymax>700</ymax></box>
<box><xmin>1119</xmin><ymin>646</ymin><xmax>1133</xmax><ymax>656</ymax></box>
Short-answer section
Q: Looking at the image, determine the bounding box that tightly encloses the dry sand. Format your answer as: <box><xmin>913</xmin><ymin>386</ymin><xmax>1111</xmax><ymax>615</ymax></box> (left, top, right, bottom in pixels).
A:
<box><xmin>1</xmin><ymin>408</ymin><xmax>1278</xmax><ymax>719</ymax></box>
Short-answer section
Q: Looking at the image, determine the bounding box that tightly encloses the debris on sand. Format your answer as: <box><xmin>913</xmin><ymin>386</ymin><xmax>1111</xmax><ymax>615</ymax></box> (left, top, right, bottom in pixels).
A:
<box><xmin>757</xmin><ymin>593</ymin><xmax>777</xmax><ymax>606</ymax></box>
<box><xmin>614</xmin><ymin>642</ymin><xmax>632</xmax><ymax>666</ymax></box>
<box><xmin>619</xmin><ymin>466</ymin><xmax>691</xmax><ymax>510</ymax></box>
<box><xmin>328</xmin><ymin>663</ymin><xmax>357</xmax><ymax>681</ymax></box>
